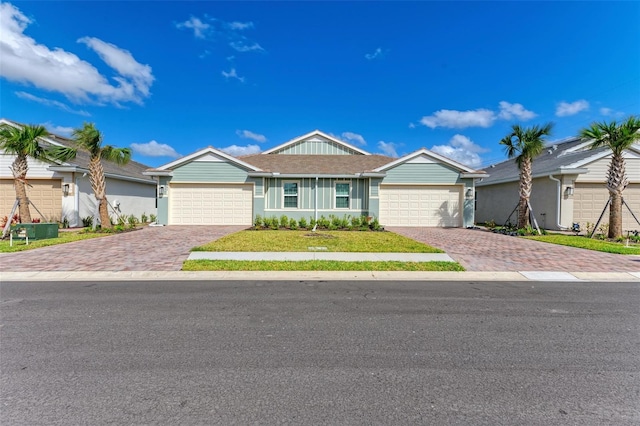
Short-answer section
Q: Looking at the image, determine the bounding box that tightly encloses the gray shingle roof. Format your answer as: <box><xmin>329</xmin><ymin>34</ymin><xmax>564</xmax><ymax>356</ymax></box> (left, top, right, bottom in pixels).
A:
<box><xmin>478</xmin><ymin>137</ymin><xmax>609</xmax><ymax>185</ymax></box>
<box><xmin>43</xmin><ymin>132</ymin><xmax>155</xmax><ymax>183</ymax></box>
<box><xmin>239</xmin><ymin>154</ymin><xmax>395</xmax><ymax>174</ymax></box>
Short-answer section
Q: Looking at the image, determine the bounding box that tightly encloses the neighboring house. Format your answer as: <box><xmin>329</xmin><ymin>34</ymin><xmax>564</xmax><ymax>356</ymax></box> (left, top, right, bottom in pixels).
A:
<box><xmin>0</xmin><ymin>119</ymin><xmax>157</xmax><ymax>227</ymax></box>
<box><xmin>145</xmin><ymin>130</ymin><xmax>486</xmax><ymax>227</ymax></box>
<box><xmin>475</xmin><ymin>137</ymin><xmax>640</xmax><ymax>231</ymax></box>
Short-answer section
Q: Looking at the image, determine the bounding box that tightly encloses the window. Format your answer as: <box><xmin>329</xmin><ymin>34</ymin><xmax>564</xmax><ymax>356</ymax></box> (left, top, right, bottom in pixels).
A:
<box><xmin>283</xmin><ymin>181</ymin><xmax>298</xmax><ymax>208</ymax></box>
<box><xmin>335</xmin><ymin>183</ymin><xmax>350</xmax><ymax>208</ymax></box>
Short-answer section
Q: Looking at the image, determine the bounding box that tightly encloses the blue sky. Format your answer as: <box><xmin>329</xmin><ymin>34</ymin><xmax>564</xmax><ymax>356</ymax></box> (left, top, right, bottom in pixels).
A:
<box><xmin>1</xmin><ymin>1</ymin><xmax>638</xmax><ymax>169</ymax></box>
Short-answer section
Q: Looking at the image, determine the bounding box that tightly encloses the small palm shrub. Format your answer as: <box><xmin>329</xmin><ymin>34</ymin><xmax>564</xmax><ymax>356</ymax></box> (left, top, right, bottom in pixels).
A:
<box><xmin>127</xmin><ymin>214</ymin><xmax>138</xmax><ymax>228</ymax></box>
<box><xmin>299</xmin><ymin>217</ymin><xmax>308</xmax><ymax>229</ymax></box>
<box><xmin>289</xmin><ymin>218</ymin><xmax>298</xmax><ymax>230</ymax></box>
<box><xmin>254</xmin><ymin>214</ymin><xmax>264</xmax><ymax>229</ymax></box>
<box><xmin>149</xmin><ymin>214</ymin><xmax>157</xmax><ymax>223</ymax></box>
<box><xmin>141</xmin><ymin>212</ymin><xmax>148</xmax><ymax>223</ymax></box>
<box><xmin>81</xmin><ymin>216</ymin><xmax>94</xmax><ymax>228</ymax></box>
<box><xmin>279</xmin><ymin>215</ymin><xmax>289</xmax><ymax>228</ymax></box>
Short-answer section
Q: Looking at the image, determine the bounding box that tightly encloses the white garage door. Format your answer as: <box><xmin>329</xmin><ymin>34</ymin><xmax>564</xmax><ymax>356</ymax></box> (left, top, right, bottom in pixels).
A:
<box><xmin>379</xmin><ymin>185</ymin><xmax>462</xmax><ymax>227</ymax></box>
<box><xmin>0</xmin><ymin>179</ymin><xmax>62</xmax><ymax>221</ymax></box>
<box><xmin>574</xmin><ymin>183</ymin><xmax>640</xmax><ymax>230</ymax></box>
<box><xmin>169</xmin><ymin>183</ymin><xmax>253</xmax><ymax>225</ymax></box>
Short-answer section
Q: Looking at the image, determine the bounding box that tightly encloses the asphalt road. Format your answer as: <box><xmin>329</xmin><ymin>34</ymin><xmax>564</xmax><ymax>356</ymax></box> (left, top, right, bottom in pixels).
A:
<box><xmin>1</xmin><ymin>279</ymin><xmax>639</xmax><ymax>425</ymax></box>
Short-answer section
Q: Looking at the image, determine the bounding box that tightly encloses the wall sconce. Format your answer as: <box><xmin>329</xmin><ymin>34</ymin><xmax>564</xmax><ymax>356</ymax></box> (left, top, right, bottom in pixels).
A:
<box><xmin>62</xmin><ymin>183</ymin><xmax>70</xmax><ymax>196</ymax></box>
<box><xmin>465</xmin><ymin>188</ymin><xmax>474</xmax><ymax>199</ymax></box>
<box><xmin>158</xmin><ymin>185</ymin><xmax>166</xmax><ymax>198</ymax></box>
<box><xmin>564</xmin><ymin>186</ymin><xmax>574</xmax><ymax>197</ymax></box>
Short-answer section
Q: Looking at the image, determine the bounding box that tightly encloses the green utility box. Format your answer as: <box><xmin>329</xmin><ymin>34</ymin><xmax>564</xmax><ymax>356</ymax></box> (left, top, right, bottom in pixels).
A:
<box><xmin>10</xmin><ymin>223</ymin><xmax>59</xmax><ymax>240</ymax></box>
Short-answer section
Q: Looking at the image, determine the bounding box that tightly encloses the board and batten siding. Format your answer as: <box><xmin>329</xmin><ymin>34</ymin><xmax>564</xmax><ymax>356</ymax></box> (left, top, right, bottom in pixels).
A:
<box><xmin>271</xmin><ymin>138</ymin><xmax>363</xmax><ymax>155</ymax></box>
<box><xmin>263</xmin><ymin>177</ymin><xmax>368</xmax><ymax>218</ymax></box>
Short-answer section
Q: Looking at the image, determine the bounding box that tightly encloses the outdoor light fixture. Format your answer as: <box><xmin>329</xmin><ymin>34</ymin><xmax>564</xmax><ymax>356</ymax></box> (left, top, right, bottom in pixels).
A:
<box><xmin>62</xmin><ymin>183</ymin><xmax>70</xmax><ymax>196</ymax></box>
<box><xmin>158</xmin><ymin>185</ymin><xmax>165</xmax><ymax>198</ymax></box>
<box><xmin>466</xmin><ymin>188</ymin><xmax>474</xmax><ymax>199</ymax></box>
<box><xmin>564</xmin><ymin>186</ymin><xmax>574</xmax><ymax>197</ymax></box>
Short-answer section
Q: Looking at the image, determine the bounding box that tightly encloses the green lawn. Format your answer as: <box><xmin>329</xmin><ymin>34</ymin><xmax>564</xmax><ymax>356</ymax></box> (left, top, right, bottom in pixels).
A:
<box><xmin>183</xmin><ymin>260</ymin><xmax>463</xmax><ymax>271</ymax></box>
<box><xmin>192</xmin><ymin>230</ymin><xmax>443</xmax><ymax>253</ymax></box>
<box><xmin>524</xmin><ymin>234</ymin><xmax>640</xmax><ymax>255</ymax></box>
<box><xmin>0</xmin><ymin>230</ymin><xmax>110</xmax><ymax>253</ymax></box>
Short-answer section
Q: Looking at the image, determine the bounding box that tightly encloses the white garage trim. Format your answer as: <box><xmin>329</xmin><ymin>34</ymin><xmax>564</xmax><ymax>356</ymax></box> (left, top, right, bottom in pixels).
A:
<box><xmin>573</xmin><ymin>183</ymin><xmax>640</xmax><ymax>230</ymax></box>
<box><xmin>379</xmin><ymin>184</ymin><xmax>463</xmax><ymax>227</ymax></box>
<box><xmin>169</xmin><ymin>183</ymin><xmax>253</xmax><ymax>225</ymax></box>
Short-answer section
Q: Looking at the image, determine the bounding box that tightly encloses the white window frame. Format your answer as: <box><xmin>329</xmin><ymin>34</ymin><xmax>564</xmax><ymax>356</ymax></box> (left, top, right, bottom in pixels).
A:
<box><xmin>335</xmin><ymin>181</ymin><xmax>350</xmax><ymax>209</ymax></box>
<box><xmin>282</xmin><ymin>180</ymin><xmax>300</xmax><ymax>209</ymax></box>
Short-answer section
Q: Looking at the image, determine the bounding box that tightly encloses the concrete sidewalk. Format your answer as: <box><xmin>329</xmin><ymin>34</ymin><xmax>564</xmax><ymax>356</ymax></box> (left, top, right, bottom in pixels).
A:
<box><xmin>187</xmin><ymin>252</ymin><xmax>455</xmax><ymax>262</ymax></box>
<box><xmin>2</xmin><ymin>271</ymin><xmax>640</xmax><ymax>282</ymax></box>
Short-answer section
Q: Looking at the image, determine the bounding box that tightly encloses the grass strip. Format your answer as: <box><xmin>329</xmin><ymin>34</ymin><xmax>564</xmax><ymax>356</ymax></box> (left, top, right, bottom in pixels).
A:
<box><xmin>524</xmin><ymin>234</ymin><xmax>640</xmax><ymax>255</ymax></box>
<box><xmin>0</xmin><ymin>231</ymin><xmax>110</xmax><ymax>253</ymax></box>
<box><xmin>182</xmin><ymin>260</ymin><xmax>464</xmax><ymax>271</ymax></box>
<box><xmin>193</xmin><ymin>230</ymin><xmax>443</xmax><ymax>253</ymax></box>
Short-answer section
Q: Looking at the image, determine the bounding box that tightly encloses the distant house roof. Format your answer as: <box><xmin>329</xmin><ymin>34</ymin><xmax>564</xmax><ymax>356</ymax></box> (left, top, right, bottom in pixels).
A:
<box><xmin>0</xmin><ymin>118</ymin><xmax>155</xmax><ymax>184</ymax></box>
<box><xmin>476</xmin><ymin>137</ymin><xmax>614</xmax><ymax>186</ymax></box>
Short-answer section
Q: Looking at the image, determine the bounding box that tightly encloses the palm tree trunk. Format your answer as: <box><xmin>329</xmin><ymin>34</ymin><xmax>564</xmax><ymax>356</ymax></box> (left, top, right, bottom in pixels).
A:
<box><xmin>11</xmin><ymin>155</ymin><xmax>32</xmax><ymax>223</ymax></box>
<box><xmin>607</xmin><ymin>153</ymin><xmax>627</xmax><ymax>239</ymax></box>
<box><xmin>518</xmin><ymin>158</ymin><xmax>533</xmax><ymax>229</ymax></box>
<box><xmin>89</xmin><ymin>156</ymin><xmax>112</xmax><ymax>229</ymax></box>
<box><xmin>608</xmin><ymin>190</ymin><xmax>622</xmax><ymax>239</ymax></box>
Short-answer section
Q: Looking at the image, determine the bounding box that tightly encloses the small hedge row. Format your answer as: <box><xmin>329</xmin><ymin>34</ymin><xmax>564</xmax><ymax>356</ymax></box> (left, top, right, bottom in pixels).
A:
<box><xmin>253</xmin><ymin>214</ymin><xmax>384</xmax><ymax>231</ymax></box>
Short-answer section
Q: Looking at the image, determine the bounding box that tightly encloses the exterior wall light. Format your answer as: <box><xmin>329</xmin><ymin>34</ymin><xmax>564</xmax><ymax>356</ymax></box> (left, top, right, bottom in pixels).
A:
<box><xmin>63</xmin><ymin>183</ymin><xmax>70</xmax><ymax>196</ymax></box>
<box><xmin>564</xmin><ymin>186</ymin><xmax>574</xmax><ymax>197</ymax></box>
<box><xmin>158</xmin><ymin>185</ymin><xmax>166</xmax><ymax>198</ymax></box>
<box><xmin>465</xmin><ymin>188</ymin><xmax>474</xmax><ymax>199</ymax></box>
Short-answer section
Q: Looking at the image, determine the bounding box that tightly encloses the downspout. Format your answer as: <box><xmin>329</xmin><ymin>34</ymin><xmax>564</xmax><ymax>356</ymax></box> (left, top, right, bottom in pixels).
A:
<box><xmin>74</xmin><ymin>174</ymin><xmax>80</xmax><ymax>227</ymax></box>
<box><xmin>312</xmin><ymin>176</ymin><xmax>319</xmax><ymax>232</ymax></box>
<box><xmin>549</xmin><ymin>175</ymin><xmax>568</xmax><ymax>230</ymax></box>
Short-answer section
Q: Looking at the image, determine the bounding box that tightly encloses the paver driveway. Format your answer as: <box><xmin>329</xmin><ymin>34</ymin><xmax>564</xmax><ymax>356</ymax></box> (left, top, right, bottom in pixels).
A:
<box><xmin>389</xmin><ymin>227</ymin><xmax>640</xmax><ymax>272</ymax></box>
<box><xmin>0</xmin><ymin>226</ymin><xmax>246</xmax><ymax>272</ymax></box>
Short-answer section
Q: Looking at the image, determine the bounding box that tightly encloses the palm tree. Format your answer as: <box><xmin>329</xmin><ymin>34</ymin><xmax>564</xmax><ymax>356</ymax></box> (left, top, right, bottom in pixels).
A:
<box><xmin>0</xmin><ymin>123</ymin><xmax>51</xmax><ymax>224</ymax></box>
<box><xmin>49</xmin><ymin>122</ymin><xmax>131</xmax><ymax>229</ymax></box>
<box><xmin>579</xmin><ymin>116</ymin><xmax>640</xmax><ymax>239</ymax></box>
<box><xmin>500</xmin><ymin>123</ymin><xmax>554</xmax><ymax>229</ymax></box>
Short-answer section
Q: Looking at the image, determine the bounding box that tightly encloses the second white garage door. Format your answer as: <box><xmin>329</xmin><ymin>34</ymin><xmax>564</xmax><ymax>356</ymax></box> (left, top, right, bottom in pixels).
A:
<box><xmin>379</xmin><ymin>185</ymin><xmax>462</xmax><ymax>227</ymax></box>
<box><xmin>169</xmin><ymin>183</ymin><xmax>253</xmax><ymax>225</ymax></box>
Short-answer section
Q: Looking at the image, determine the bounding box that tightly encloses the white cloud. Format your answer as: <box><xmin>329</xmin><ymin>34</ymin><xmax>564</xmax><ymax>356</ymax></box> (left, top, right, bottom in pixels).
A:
<box><xmin>365</xmin><ymin>47</ymin><xmax>385</xmax><ymax>60</ymax></box>
<box><xmin>408</xmin><ymin>122</ymin><xmax>416</xmax><ymax>129</ymax></box>
<box><xmin>42</xmin><ymin>122</ymin><xmax>74</xmax><ymax>137</ymax></box>
<box><xmin>430</xmin><ymin>134</ymin><xmax>487</xmax><ymax>168</ymax></box>
<box><xmin>130</xmin><ymin>140</ymin><xmax>181</xmax><ymax>158</ymax></box>
<box><xmin>377</xmin><ymin>141</ymin><xmax>399</xmax><ymax>157</ymax></box>
<box><xmin>340</xmin><ymin>132</ymin><xmax>366</xmax><ymax>146</ymax></box>
<box><xmin>0</xmin><ymin>3</ymin><xmax>154</xmax><ymax>105</ymax></box>
<box><xmin>78</xmin><ymin>37</ymin><xmax>154</xmax><ymax>98</ymax></box>
<box><xmin>420</xmin><ymin>108</ymin><xmax>496</xmax><ymax>129</ymax></box>
<box><xmin>236</xmin><ymin>130</ymin><xmax>266</xmax><ymax>143</ymax></box>
<box><xmin>227</xmin><ymin>21</ymin><xmax>253</xmax><ymax>30</ymax></box>
<box><xmin>220</xmin><ymin>144</ymin><xmax>261</xmax><ymax>156</ymax></box>
<box><xmin>556</xmin><ymin>100</ymin><xmax>589</xmax><ymax>117</ymax></box>
<box><xmin>229</xmin><ymin>41</ymin><xmax>264</xmax><ymax>52</ymax></box>
<box><xmin>222</xmin><ymin>68</ymin><xmax>245</xmax><ymax>83</ymax></box>
<box><xmin>175</xmin><ymin>17</ymin><xmax>211</xmax><ymax>39</ymax></box>
<box><xmin>419</xmin><ymin>101</ymin><xmax>536</xmax><ymax>129</ymax></box>
<box><xmin>16</xmin><ymin>91</ymin><xmax>91</xmax><ymax>116</ymax></box>
<box><xmin>497</xmin><ymin>101</ymin><xmax>536</xmax><ymax>120</ymax></box>
<box><xmin>599</xmin><ymin>107</ymin><xmax>624</xmax><ymax>117</ymax></box>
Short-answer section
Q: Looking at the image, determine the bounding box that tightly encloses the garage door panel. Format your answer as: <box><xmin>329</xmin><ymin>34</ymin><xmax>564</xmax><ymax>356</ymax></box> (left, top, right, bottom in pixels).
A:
<box><xmin>0</xmin><ymin>179</ymin><xmax>62</xmax><ymax>221</ymax></box>
<box><xmin>169</xmin><ymin>184</ymin><xmax>252</xmax><ymax>225</ymax></box>
<box><xmin>379</xmin><ymin>185</ymin><xmax>462</xmax><ymax>227</ymax></box>
<box><xmin>574</xmin><ymin>183</ymin><xmax>640</xmax><ymax>230</ymax></box>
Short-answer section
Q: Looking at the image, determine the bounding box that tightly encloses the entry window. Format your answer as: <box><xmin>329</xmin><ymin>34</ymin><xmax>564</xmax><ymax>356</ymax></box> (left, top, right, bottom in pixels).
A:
<box><xmin>335</xmin><ymin>183</ymin><xmax>350</xmax><ymax>208</ymax></box>
<box><xmin>283</xmin><ymin>181</ymin><xmax>299</xmax><ymax>208</ymax></box>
